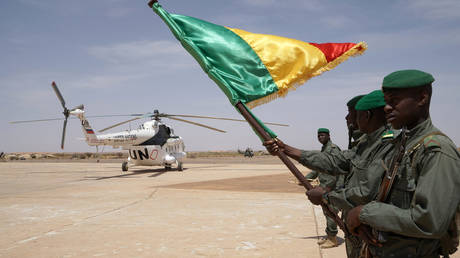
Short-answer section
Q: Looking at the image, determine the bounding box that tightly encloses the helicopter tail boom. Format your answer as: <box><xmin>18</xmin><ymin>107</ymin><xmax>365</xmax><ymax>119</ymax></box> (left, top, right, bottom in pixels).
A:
<box><xmin>74</xmin><ymin>111</ymin><xmax>101</xmax><ymax>146</ymax></box>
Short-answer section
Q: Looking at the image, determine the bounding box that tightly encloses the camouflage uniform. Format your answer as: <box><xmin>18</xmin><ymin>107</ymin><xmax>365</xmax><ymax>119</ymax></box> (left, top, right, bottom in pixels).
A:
<box><xmin>299</xmin><ymin>125</ymin><xmax>394</xmax><ymax>257</ymax></box>
<box><xmin>359</xmin><ymin>118</ymin><xmax>460</xmax><ymax>257</ymax></box>
<box><xmin>305</xmin><ymin>140</ymin><xmax>342</xmax><ymax>238</ymax></box>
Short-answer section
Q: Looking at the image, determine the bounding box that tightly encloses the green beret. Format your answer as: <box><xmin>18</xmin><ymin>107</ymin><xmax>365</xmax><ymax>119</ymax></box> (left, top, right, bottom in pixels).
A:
<box><xmin>318</xmin><ymin>128</ymin><xmax>330</xmax><ymax>134</ymax></box>
<box><xmin>346</xmin><ymin>95</ymin><xmax>365</xmax><ymax>108</ymax></box>
<box><xmin>382</xmin><ymin>69</ymin><xmax>434</xmax><ymax>89</ymax></box>
<box><xmin>355</xmin><ymin>90</ymin><xmax>386</xmax><ymax>111</ymax></box>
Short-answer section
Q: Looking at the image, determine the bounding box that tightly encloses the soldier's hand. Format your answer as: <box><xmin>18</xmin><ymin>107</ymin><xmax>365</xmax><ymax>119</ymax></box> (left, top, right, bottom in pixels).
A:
<box><xmin>356</xmin><ymin>225</ymin><xmax>382</xmax><ymax>247</ymax></box>
<box><xmin>305</xmin><ymin>186</ymin><xmax>325</xmax><ymax>205</ymax></box>
<box><xmin>346</xmin><ymin>205</ymin><xmax>363</xmax><ymax>234</ymax></box>
<box><xmin>263</xmin><ymin>138</ymin><xmax>285</xmax><ymax>155</ymax></box>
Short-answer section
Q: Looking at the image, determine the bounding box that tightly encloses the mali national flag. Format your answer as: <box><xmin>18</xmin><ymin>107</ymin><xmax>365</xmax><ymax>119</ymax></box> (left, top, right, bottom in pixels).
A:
<box><xmin>149</xmin><ymin>1</ymin><xmax>367</xmax><ymax>109</ymax></box>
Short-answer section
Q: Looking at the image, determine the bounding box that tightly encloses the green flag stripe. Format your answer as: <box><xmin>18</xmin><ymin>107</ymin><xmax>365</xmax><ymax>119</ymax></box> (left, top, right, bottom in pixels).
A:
<box><xmin>152</xmin><ymin>3</ymin><xmax>279</xmax><ymax>106</ymax></box>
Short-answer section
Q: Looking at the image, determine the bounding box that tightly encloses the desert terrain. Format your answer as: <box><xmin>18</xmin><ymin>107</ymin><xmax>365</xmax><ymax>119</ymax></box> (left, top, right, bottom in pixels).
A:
<box><xmin>0</xmin><ymin>155</ymin><xmax>458</xmax><ymax>257</ymax></box>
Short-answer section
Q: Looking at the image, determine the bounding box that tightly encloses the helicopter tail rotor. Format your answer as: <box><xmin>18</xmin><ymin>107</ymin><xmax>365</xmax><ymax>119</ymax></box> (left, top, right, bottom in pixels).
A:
<box><xmin>61</xmin><ymin>117</ymin><xmax>68</xmax><ymax>149</ymax></box>
<box><xmin>51</xmin><ymin>81</ymin><xmax>70</xmax><ymax>149</ymax></box>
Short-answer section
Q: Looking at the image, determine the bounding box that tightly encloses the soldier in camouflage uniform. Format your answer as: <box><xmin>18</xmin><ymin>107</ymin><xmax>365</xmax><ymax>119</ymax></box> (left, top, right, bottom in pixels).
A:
<box><xmin>264</xmin><ymin>90</ymin><xmax>393</xmax><ymax>257</ymax></box>
<box><xmin>305</xmin><ymin>128</ymin><xmax>342</xmax><ymax>248</ymax></box>
<box><xmin>346</xmin><ymin>70</ymin><xmax>460</xmax><ymax>257</ymax></box>
<box><xmin>305</xmin><ymin>90</ymin><xmax>394</xmax><ymax>257</ymax></box>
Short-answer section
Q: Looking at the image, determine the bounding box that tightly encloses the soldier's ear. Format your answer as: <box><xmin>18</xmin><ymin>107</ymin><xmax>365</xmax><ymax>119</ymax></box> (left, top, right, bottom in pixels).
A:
<box><xmin>418</xmin><ymin>90</ymin><xmax>430</xmax><ymax>106</ymax></box>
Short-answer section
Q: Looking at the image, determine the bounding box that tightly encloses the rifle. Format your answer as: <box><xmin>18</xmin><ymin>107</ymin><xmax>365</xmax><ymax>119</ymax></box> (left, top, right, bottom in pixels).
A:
<box><xmin>376</xmin><ymin>127</ymin><xmax>408</xmax><ymax>203</ymax></box>
<box><xmin>359</xmin><ymin>127</ymin><xmax>409</xmax><ymax>256</ymax></box>
<box><xmin>348</xmin><ymin>124</ymin><xmax>354</xmax><ymax>150</ymax></box>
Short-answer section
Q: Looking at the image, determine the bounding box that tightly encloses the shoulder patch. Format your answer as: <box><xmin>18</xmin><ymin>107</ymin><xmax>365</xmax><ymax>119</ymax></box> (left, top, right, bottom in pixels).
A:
<box><xmin>381</xmin><ymin>130</ymin><xmax>394</xmax><ymax>141</ymax></box>
<box><xmin>423</xmin><ymin>135</ymin><xmax>441</xmax><ymax>148</ymax></box>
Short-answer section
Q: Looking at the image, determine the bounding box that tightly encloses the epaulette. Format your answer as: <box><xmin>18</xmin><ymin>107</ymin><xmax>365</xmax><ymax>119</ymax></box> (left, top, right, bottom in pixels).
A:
<box><xmin>407</xmin><ymin>131</ymin><xmax>446</xmax><ymax>156</ymax></box>
<box><xmin>423</xmin><ymin>135</ymin><xmax>442</xmax><ymax>149</ymax></box>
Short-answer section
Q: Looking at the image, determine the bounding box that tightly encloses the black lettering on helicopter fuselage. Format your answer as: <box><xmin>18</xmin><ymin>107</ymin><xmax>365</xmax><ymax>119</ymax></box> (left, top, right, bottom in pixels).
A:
<box><xmin>129</xmin><ymin>150</ymin><xmax>137</xmax><ymax>159</ymax></box>
<box><xmin>138</xmin><ymin>148</ymin><xmax>149</xmax><ymax>160</ymax></box>
<box><xmin>129</xmin><ymin>148</ymin><xmax>151</xmax><ymax>160</ymax></box>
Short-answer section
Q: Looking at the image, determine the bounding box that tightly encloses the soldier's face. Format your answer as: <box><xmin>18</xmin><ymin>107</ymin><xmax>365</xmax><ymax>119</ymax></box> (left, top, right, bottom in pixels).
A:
<box><xmin>346</xmin><ymin>107</ymin><xmax>358</xmax><ymax>130</ymax></box>
<box><xmin>383</xmin><ymin>89</ymin><xmax>421</xmax><ymax>129</ymax></box>
<box><xmin>356</xmin><ymin>110</ymin><xmax>371</xmax><ymax>133</ymax></box>
<box><xmin>317</xmin><ymin>133</ymin><xmax>330</xmax><ymax>145</ymax></box>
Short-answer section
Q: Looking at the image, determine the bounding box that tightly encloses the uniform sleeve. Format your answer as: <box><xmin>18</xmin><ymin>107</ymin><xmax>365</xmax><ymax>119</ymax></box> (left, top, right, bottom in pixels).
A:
<box><xmin>305</xmin><ymin>170</ymin><xmax>318</xmax><ymax>180</ymax></box>
<box><xmin>299</xmin><ymin>149</ymin><xmax>352</xmax><ymax>176</ymax></box>
<box><xmin>359</xmin><ymin>149</ymin><xmax>460</xmax><ymax>238</ymax></box>
<box><xmin>327</xmin><ymin>158</ymin><xmax>386</xmax><ymax>211</ymax></box>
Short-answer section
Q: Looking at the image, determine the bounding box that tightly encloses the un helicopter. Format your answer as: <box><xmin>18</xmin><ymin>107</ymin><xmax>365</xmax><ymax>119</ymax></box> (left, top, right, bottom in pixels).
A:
<box><xmin>10</xmin><ymin>82</ymin><xmax>288</xmax><ymax>172</ymax></box>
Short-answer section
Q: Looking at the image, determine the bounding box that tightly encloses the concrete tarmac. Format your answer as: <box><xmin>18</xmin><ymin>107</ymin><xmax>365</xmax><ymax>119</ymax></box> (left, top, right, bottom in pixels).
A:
<box><xmin>0</xmin><ymin>159</ymin><xmax>456</xmax><ymax>257</ymax></box>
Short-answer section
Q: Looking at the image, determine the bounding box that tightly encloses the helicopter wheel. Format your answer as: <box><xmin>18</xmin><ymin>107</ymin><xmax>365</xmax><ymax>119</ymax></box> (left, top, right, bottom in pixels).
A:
<box><xmin>177</xmin><ymin>161</ymin><xmax>183</xmax><ymax>171</ymax></box>
<box><xmin>165</xmin><ymin>164</ymin><xmax>171</xmax><ymax>171</ymax></box>
<box><xmin>122</xmin><ymin>161</ymin><xmax>128</xmax><ymax>172</ymax></box>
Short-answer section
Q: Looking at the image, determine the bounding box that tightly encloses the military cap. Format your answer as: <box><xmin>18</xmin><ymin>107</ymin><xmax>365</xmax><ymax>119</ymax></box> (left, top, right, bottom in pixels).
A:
<box><xmin>355</xmin><ymin>90</ymin><xmax>386</xmax><ymax>111</ymax></box>
<box><xmin>318</xmin><ymin>128</ymin><xmax>330</xmax><ymax>134</ymax></box>
<box><xmin>382</xmin><ymin>69</ymin><xmax>434</xmax><ymax>89</ymax></box>
<box><xmin>346</xmin><ymin>95</ymin><xmax>365</xmax><ymax>108</ymax></box>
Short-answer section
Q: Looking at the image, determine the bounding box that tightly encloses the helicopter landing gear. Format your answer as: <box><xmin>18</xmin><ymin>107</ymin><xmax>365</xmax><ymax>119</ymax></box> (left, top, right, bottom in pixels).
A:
<box><xmin>177</xmin><ymin>161</ymin><xmax>183</xmax><ymax>171</ymax></box>
<box><xmin>122</xmin><ymin>161</ymin><xmax>128</xmax><ymax>172</ymax></box>
<box><xmin>165</xmin><ymin>164</ymin><xmax>172</xmax><ymax>171</ymax></box>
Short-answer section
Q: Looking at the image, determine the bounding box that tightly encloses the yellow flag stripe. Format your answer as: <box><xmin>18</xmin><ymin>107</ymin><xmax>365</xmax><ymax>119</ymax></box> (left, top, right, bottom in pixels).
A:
<box><xmin>228</xmin><ymin>27</ymin><xmax>329</xmax><ymax>108</ymax></box>
<box><xmin>228</xmin><ymin>28</ymin><xmax>329</xmax><ymax>90</ymax></box>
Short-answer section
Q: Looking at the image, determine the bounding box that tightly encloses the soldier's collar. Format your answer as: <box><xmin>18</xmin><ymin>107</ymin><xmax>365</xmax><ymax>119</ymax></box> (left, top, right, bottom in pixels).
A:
<box><xmin>368</xmin><ymin>126</ymin><xmax>386</xmax><ymax>143</ymax></box>
<box><xmin>406</xmin><ymin>117</ymin><xmax>432</xmax><ymax>138</ymax></box>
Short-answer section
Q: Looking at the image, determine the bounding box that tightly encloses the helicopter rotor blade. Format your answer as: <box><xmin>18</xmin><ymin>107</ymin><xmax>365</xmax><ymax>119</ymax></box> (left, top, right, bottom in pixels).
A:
<box><xmin>10</xmin><ymin>118</ymin><xmax>66</xmax><ymax>124</ymax></box>
<box><xmin>98</xmin><ymin>117</ymin><xmax>142</xmax><ymax>132</ymax></box>
<box><xmin>61</xmin><ymin>117</ymin><xmax>68</xmax><ymax>149</ymax></box>
<box><xmin>167</xmin><ymin>116</ymin><xmax>226</xmax><ymax>133</ymax></box>
<box><xmin>51</xmin><ymin>81</ymin><xmax>66</xmax><ymax>110</ymax></box>
<box><xmin>9</xmin><ymin>114</ymin><xmax>145</xmax><ymax>124</ymax></box>
<box><xmin>166</xmin><ymin>114</ymin><xmax>289</xmax><ymax>127</ymax></box>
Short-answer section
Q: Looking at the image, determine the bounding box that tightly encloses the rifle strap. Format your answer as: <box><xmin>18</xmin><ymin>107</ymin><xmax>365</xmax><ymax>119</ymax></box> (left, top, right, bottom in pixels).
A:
<box><xmin>376</xmin><ymin>131</ymin><xmax>446</xmax><ymax>203</ymax></box>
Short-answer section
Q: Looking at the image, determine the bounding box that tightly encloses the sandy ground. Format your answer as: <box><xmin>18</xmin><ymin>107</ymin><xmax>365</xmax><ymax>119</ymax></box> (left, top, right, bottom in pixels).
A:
<box><xmin>0</xmin><ymin>157</ymin><xmax>457</xmax><ymax>258</ymax></box>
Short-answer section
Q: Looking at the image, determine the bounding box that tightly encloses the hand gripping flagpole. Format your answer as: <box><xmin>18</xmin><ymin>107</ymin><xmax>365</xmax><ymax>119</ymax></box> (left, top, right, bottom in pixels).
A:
<box><xmin>234</xmin><ymin>102</ymin><xmax>353</xmax><ymax>237</ymax></box>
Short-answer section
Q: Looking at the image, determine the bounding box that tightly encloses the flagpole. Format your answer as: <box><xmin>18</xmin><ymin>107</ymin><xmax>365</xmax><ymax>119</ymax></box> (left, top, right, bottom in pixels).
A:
<box><xmin>234</xmin><ymin>101</ymin><xmax>350</xmax><ymax>235</ymax></box>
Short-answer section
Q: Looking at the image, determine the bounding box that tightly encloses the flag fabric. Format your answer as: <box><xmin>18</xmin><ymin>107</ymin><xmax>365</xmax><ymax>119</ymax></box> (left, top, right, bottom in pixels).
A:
<box><xmin>150</xmin><ymin>2</ymin><xmax>367</xmax><ymax>109</ymax></box>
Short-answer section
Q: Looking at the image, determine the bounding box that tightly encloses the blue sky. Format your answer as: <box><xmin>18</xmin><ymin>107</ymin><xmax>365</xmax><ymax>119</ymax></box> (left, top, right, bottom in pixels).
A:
<box><xmin>1</xmin><ymin>0</ymin><xmax>459</xmax><ymax>153</ymax></box>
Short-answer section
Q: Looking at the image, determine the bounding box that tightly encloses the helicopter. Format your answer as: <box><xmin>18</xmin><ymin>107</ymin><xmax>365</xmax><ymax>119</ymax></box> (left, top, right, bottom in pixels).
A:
<box><xmin>10</xmin><ymin>82</ymin><xmax>288</xmax><ymax>172</ymax></box>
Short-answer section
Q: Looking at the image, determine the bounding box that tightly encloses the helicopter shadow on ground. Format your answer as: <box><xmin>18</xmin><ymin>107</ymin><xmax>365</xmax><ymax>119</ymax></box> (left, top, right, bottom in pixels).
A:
<box><xmin>85</xmin><ymin>167</ymin><xmax>188</xmax><ymax>180</ymax></box>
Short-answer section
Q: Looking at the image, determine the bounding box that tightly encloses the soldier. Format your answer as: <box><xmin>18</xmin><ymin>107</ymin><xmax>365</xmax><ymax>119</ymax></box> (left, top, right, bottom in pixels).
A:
<box><xmin>346</xmin><ymin>95</ymin><xmax>365</xmax><ymax>149</ymax></box>
<box><xmin>306</xmin><ymin>90</ymin><xmax>394</xmax><ymax>257</ymax></box>
<box><xmin>346</xmin><ymin>70</ymin><xmax>460</xmax><ymax>257</ymax></box>
<box><xmin>305</xmin><ymin>128</ymin><xmax>342</xmax><ymax>248</ymax></box>
<box><xmin>264</xmin><ymin>89</ymin><xmax>393</xmax><ymax>257</ymax></box>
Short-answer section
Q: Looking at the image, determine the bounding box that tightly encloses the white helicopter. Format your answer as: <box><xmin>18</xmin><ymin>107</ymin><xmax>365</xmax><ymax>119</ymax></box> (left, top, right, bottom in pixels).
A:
<box><xmin>11</xmin><ymin>82</ymin><xmax>288</xmax><ymax>172</ymax></box>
